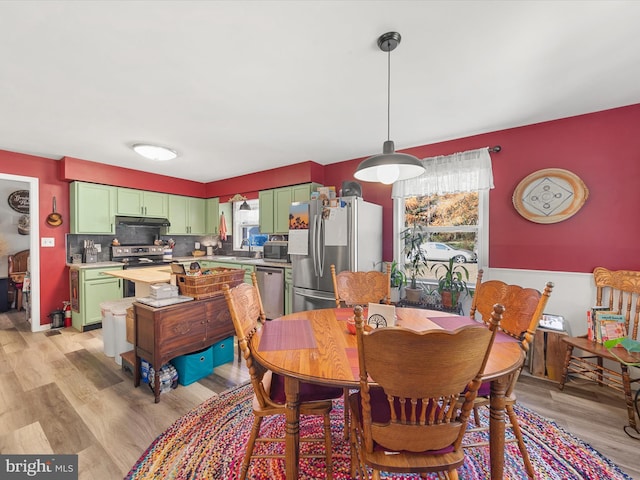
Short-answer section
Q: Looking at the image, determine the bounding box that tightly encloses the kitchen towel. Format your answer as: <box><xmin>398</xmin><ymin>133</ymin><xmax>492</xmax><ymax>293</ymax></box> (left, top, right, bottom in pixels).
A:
<box><xmin>219</xmin><ymin>212</ymin><xmax>227</xmax><ymax>241</ymax></box>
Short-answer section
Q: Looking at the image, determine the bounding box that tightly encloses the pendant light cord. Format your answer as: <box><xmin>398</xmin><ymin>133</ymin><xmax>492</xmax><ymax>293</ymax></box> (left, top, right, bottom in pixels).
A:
<box><xmin>387</xmin><ymin>42</ymin><xmax>391</xmax><ymax>142</ymax></box>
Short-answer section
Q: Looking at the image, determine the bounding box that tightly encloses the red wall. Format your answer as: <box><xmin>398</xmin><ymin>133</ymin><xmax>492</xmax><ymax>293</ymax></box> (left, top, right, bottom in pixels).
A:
<box><xmin>2</xmin><ymin>103</ymin><xmax>640</xmax><ymax>325</ymax></box>
<box><xmin>0</xmin><ymin>151</ymin><xmax>71</xmax><ymax>324</ymax></box>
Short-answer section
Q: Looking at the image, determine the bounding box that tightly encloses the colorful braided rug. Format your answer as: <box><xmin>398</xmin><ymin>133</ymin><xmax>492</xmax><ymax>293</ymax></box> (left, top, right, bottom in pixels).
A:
<box><xmin>126</xmin><ymin>383</ymin><xmax>632</xmax><ymax>479</ymax></box>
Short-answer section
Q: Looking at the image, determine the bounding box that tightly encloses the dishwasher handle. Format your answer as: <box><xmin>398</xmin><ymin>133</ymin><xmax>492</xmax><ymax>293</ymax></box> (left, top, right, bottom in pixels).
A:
<box><xmin>256</xmin><ymin>266</ymin><xmax>285</xmax><ymax>274</ymax></box>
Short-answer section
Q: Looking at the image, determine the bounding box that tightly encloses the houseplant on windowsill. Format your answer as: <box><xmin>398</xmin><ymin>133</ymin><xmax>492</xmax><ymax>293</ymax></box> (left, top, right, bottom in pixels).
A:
<box><xmin>430</xmin><ymin>257</ymin><xmax>470</xmax><ymax>309</ymax></box>
<box><xmin>389</xmin><ymin>260</ymin><xmax>406</xmax><ymax>304</ymax></box>
<box><xmin>401</xmin><ymin>224</ymin><xmax>429</xmax><ymax>304</ymax></box>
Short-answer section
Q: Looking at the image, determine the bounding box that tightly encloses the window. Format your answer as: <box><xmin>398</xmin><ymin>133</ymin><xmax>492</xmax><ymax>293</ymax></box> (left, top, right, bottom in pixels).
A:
<box><xmin>392</xmin><ymin>148</ymin><xmax>494</xmax><ymax>286</ymax></box>
<box><xmin>232</xmin><ymin>199</ymin><xmax>267</xmax><ymax>251</ymax></box>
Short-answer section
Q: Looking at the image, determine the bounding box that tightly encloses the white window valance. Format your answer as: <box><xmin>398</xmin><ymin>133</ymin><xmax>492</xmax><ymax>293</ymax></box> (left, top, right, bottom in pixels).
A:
<box><xmin>391</xmin><ymin>147</ymin><xmax>494</xmax><ymax>198</ymax></box>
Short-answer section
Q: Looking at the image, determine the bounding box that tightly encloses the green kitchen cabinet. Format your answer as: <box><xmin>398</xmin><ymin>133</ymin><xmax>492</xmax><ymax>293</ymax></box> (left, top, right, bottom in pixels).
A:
<box><xmin>70</xmin><ymin>182</ymin><xmax>116</xmax><ymax>234</ymax></box>
<box><xmin>259</xmin><ymin>183</ymin><xmax>322</xmax><ymax>234</ymax></box>
<box><xmin>116</xmin><ymin>188</ymin><xmax>168</xmax><ymax>217</ymax></box>
<box><xmin>70</xmin><ymin>266</ymin><xmax>123</xmax><ymax>332</ymax></box>
<box><xmin>167</xmin><ymin>195</ymin><xmax>207</xmax><ymax>235</ymax></box>
<box><xmin>284</xmin><ymin>267</ymin><xmax>293</xmax><ymax>315</ymax></box>
<box><xmin>205</xmin><ymin>197</ymin><xmax>220</xmax><ymax>235</ymax></box>
<box><xmin>259</xmin><ymin>189</ymin><xmax>274</xmax><ymax>234</ymax></box>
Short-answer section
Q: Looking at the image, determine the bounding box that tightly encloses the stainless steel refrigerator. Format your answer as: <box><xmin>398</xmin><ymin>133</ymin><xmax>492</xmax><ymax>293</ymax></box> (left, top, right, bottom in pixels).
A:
<box><xmin>291</xmin><ymin>196</ymin><xmax>382</xmax><ymax>312</ymax></box>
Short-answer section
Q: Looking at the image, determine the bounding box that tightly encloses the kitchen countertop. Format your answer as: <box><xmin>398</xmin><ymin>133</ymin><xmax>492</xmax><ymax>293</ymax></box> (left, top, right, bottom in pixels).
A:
<box><xmin>66</xmin><ymin>255</ymin><xmax>291</xmax><ymax>269</ymax></box>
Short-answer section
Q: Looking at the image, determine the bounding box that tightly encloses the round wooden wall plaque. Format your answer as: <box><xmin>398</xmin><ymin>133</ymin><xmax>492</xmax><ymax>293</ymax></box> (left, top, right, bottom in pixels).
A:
<box><xmin>512</xmin><ymin>168</ymin><xmax>589</xmax><ymax>224</ymax></box>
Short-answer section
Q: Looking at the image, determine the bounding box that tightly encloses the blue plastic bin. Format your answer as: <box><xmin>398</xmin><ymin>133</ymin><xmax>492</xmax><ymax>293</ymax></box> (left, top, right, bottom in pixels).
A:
<box><xmin>212</xmin><ymin>336</ymin><xmax>234</xmax><ymax>368</ymax></box>
<box><xmin>171</xmin><ymin>346</ymin><xmax>213</xmax><ymax>386</ymax></box>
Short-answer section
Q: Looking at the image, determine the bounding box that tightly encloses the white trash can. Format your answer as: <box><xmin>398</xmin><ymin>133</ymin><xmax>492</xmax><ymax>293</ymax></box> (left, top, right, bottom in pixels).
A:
<box><xmin>100</xmin><ymin>301</ymin><xmax>117</xmax><ymax>357</ymax></box>
<box><xmin>112</xmin><ymin>298</ymin><xmax>135</xmax><ymax>365</ymax></box>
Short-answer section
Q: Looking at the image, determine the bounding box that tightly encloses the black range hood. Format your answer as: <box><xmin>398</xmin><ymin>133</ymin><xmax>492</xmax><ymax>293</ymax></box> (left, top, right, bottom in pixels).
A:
<box><xmin>116</xmin><ymin>216</ymin><xmax>171</xmax><ymax>227</ymax></box>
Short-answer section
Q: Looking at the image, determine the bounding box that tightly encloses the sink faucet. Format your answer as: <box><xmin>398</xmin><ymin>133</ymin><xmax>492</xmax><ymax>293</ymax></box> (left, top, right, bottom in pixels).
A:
<box><xmin>241</xmin><ymin>238</ymin><xmax>252</xmax><ymax>254</ymax></box>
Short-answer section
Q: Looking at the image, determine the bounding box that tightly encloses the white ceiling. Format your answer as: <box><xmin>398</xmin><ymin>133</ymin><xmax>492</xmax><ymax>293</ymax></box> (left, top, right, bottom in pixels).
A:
<box><xmin>1</xmin><ymin>1</ymin><xmax>639</xmax><ymax>183</ymax></box>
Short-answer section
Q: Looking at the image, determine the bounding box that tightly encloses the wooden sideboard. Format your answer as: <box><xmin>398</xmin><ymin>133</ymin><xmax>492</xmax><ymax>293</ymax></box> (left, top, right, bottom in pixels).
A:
<box><xmin>133</xmin><ymin>292</ymin><xmax>234</xmax><ymax>402</ymax></box>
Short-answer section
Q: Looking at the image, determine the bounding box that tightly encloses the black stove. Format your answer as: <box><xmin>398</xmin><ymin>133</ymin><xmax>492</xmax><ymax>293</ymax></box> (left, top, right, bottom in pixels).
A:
<box><xmin>111</xmin><ymin>244</ymin><xmax>168</xmax><ymax>269</ymax></box>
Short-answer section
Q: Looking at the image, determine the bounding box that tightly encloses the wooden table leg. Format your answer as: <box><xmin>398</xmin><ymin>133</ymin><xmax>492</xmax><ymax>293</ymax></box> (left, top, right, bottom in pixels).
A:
<box><xmin>489</xmin><ymin>375</ymin><xmax>509</xmax><ymax>479</ymax></box>
<box><xmin>284</xmin><ymin>375</ymin><xmax>301</xmax><ymax>479</ymax></box>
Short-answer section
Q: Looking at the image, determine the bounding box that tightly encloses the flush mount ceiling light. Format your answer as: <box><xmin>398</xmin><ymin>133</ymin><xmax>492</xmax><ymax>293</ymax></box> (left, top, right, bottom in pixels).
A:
<box><xmin>354</xmin><ymin>32</ymin><xmax>425</xmax><ymax>185</ymax></box>
<box><xmin>132</xmin><ymin>143</ymin><xmax>178</xmax><ymax>161</ymax></box>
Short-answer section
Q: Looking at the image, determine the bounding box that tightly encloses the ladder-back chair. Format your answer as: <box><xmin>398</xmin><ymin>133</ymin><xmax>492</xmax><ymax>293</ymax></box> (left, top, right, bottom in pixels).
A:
<box><xmin>8</xmin><ymin>249</ymin><xmax>29</xmax><ymax>311</ymax></box>
<box><xmin>466</xmin><ymin>269</ymin><xmax>554</xmax><ymax>477</ymax></box>
<box><xmin>349</xmin><ymin>303</ymin><xmax>502</xmax><ymax>479</ymax></box>
<box><xmin>222</xmin><ymin>274</ymin><xmax>342</xmax><ymax>480</ymax></box>
<box><xmin>330</xmin><ymin>262</ymin><xmax>392</xmax><ymax>438</ymax></box>
<box><xmin>559</xmin><ymin>267</ymin><xmax>640</xmax><ymax>437</ymax></box>
<box><xmin>331</xmin><ymin>263</ymin><xmax>391</xmax><ymax>308</ymax></box>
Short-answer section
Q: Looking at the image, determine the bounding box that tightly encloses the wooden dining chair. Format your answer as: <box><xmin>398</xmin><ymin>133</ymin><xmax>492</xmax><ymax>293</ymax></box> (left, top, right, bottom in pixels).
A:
<box><xmin>559</xmin><ymin>267</ymin><xmax>640</xmax><ymax>437</ymax></box>
<box><xmin>330</xmin><ymin>262</ymin><xmax>392</xmax><ymax>438</ymax></box>
<box><xmin>222</xmin><ymin>274</ymin><xmax>343</xmax><ymax>480</ymax></box>
<box><xmin>331</xmin><ymin>263</ymin><xmax>391</xmax><ymax>308</ymax></box>
<box><xmin>349</xmin><ymin>303</ymin><xmax>502</xmax><ymax>479</ymax></box>
<box><xmin>8</xmin><ymin>249</ymin><xmax>29</xmax><ymax>311</ymax></box>
<box><xmin>464</xmin><ymin>269</ymin><xmax>554</xmax><ymax>478</ymax></box>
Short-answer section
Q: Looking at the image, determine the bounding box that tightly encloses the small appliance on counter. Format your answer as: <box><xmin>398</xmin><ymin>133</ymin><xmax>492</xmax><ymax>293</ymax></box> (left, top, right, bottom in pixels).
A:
<box><xmin>263</xmin><ymin>240</ymin><xmax>290</xmax><ymax>263</ymax></box>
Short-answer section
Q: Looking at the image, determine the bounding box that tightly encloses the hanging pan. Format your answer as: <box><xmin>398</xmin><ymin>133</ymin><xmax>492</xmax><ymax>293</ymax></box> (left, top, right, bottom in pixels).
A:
<box><xmin>46</xmin><ymin>196</ymin><xmax>63</xmax><ymax>227</ymax></box>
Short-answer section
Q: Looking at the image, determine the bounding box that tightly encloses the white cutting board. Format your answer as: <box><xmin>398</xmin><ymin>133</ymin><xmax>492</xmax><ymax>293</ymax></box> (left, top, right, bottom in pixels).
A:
<box><xmin>135</xmin><ymin>295</ymin><xmax>194</xmax><ymax>308</ymax></box>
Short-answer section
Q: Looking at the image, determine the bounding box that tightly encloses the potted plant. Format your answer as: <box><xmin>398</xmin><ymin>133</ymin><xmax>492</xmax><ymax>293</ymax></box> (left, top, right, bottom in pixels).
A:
<box><xmin>430</xmin><ymin>257</ymin><xmax>471</xmax><ymax>309</ymax></box>
<box><xmin>401</xmin><ymin>225</ymin><xmax>429</xmax><ymax>303</ymax></box>
<box><xmin>389</xmin><ymin>260</ymin><xmax>406</xmax><ymax>303</ymax></box>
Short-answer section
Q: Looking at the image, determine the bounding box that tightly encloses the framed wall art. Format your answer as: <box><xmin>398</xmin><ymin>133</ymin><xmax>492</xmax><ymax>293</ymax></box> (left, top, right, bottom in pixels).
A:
<box><xmin>512</xmin><ymin>168</ymin><xmax>589</xmax><ymax>224</ymax></box>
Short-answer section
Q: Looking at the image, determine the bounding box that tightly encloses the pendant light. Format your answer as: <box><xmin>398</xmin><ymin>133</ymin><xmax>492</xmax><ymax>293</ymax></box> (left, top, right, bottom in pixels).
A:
<box><xmin>354</xmin><ymin>32</ymin><xmax>425</xmax><ymax>185</ymax></box>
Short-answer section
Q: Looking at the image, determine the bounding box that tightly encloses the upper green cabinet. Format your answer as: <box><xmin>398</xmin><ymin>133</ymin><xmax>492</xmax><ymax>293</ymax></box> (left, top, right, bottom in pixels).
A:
<box><xmin>116</xmin><ymin>188</ymin><xmax>168</xmax><ymax>217</ymax></box>
<box><xmin>205</xmin><ymin>197</ymin><xmax>220</xmax><ymax>235</ymax></box>
<box><xmin>70</xmin><ymin>182</ymin><xmax>116</xmax><ymax>234</ymax></box>
<box><xmin>259</xmin><ymin>189</ymin><xmax>275</xmax><ymax>234</ymax></box>
<box><xmin>260</xmin><ymin>183</ymin><xmax>322</xmax><ymax>234</ymax></box>
<box><xmin>167</xmin><ymin>195</ymin><xmax>207</xmax><ymax>235</ymax></box>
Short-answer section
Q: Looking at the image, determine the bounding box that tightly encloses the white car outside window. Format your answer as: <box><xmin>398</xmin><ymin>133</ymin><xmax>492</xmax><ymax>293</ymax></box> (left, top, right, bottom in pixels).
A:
<box><xmin>421</xmin><ymin>242</ymin><xmax>477</xmax><ymax>263</ymax></box>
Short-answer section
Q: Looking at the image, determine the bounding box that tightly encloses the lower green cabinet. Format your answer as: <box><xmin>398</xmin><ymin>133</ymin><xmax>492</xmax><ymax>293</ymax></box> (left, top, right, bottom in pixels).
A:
<box><xmin>71</xmin><ymin>266</ymin><xmax>124</xmax><ymax>332</ymax></box>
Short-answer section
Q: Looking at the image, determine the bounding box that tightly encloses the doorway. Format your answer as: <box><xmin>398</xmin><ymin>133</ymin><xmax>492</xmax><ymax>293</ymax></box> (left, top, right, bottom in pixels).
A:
<box><xmin>0</xmin><ymin>173</ymin><xmax>40</xmax><ymax>332</ymax></box>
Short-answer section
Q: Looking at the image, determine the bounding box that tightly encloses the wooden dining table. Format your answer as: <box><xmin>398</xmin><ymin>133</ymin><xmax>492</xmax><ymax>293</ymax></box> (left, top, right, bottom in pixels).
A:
<box><xmin>251</xmin><ymin>306</ymin><xmax>525</xmax><ymax>479</ymax></box>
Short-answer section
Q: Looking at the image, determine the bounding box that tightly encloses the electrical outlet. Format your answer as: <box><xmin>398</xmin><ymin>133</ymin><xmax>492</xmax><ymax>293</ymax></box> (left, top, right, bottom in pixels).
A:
<box><xmin>195</xmin><ymin>242</ymin><xmax>200</xmax><ymax>250</ymax></box>
<box><xmin>95</xmin><ymin>243</ymin><xmax>101</xmax><ymax>252</ymax></box>
<box><xmin>41</xmin><ymin>237</ymin><xmax>55</xmax><ymax>247</ymax></box>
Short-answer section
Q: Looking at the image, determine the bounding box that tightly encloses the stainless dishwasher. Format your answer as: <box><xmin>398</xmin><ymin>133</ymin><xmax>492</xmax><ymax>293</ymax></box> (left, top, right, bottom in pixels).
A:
<box><xmin>255</xmin><ymin>266</ymin><xmax>284</xmax><ymax>319</ymax></box>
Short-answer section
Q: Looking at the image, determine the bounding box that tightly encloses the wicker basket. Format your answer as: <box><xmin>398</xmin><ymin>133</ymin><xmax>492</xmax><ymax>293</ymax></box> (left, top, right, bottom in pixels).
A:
<box><xmin>176</xmin><ymin>267</ymin><xmax>244</xmax><ymax>299</ymax></box>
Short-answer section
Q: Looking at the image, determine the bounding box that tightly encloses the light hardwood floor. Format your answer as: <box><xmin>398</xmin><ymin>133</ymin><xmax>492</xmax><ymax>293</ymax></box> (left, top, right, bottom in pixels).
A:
<box><xmin>1</xmin><ymin>310</ymin><xmax>639</xmax><ymax>479</ymax></box>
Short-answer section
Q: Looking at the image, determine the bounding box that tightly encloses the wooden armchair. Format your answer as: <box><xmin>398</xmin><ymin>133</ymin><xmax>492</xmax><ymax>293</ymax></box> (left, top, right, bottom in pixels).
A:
<box><xmin>465</xmin><ymin>269</ymin><xmax>554</xmax><ymax>478</ymax></box>
<box><xmin>349</xmin><ymin>303</ymin><xmax>502</xmax><ymax>479</ymax></box>
<box><xmin>559</xmin><ymin>267</ymin><xmax>640</xmax><ymax>437</ymax></box>
<box><xmin>331</xmin><ymin>263</ymin><xmax>391</xmax><ymax>307</ymax></box>
<box><xmin>222</xmin><ymin>274</ymin><xmax>342</xmax><ymax>480</ymax></box>
<box><xmin>8</xmin><ymin>249</ymin><xmax>29</xmax><ymax>311</ymax></box>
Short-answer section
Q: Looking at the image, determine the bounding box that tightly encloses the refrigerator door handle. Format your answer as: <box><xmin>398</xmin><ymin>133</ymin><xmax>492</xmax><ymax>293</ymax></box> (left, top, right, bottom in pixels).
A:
<box><xmin>317</xmin><ymin>215</ymin><xmax>326</xmax><ymax>277</ymax></box>
<box><xmin>294</xmin><ymin>290</ymin><xmax>334</xmax><ymax>301</ymax></box>
<box><xmin>312</xmin><ymin>213</ymin><xmax>319</xmax><ymax>277</ymax></box>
